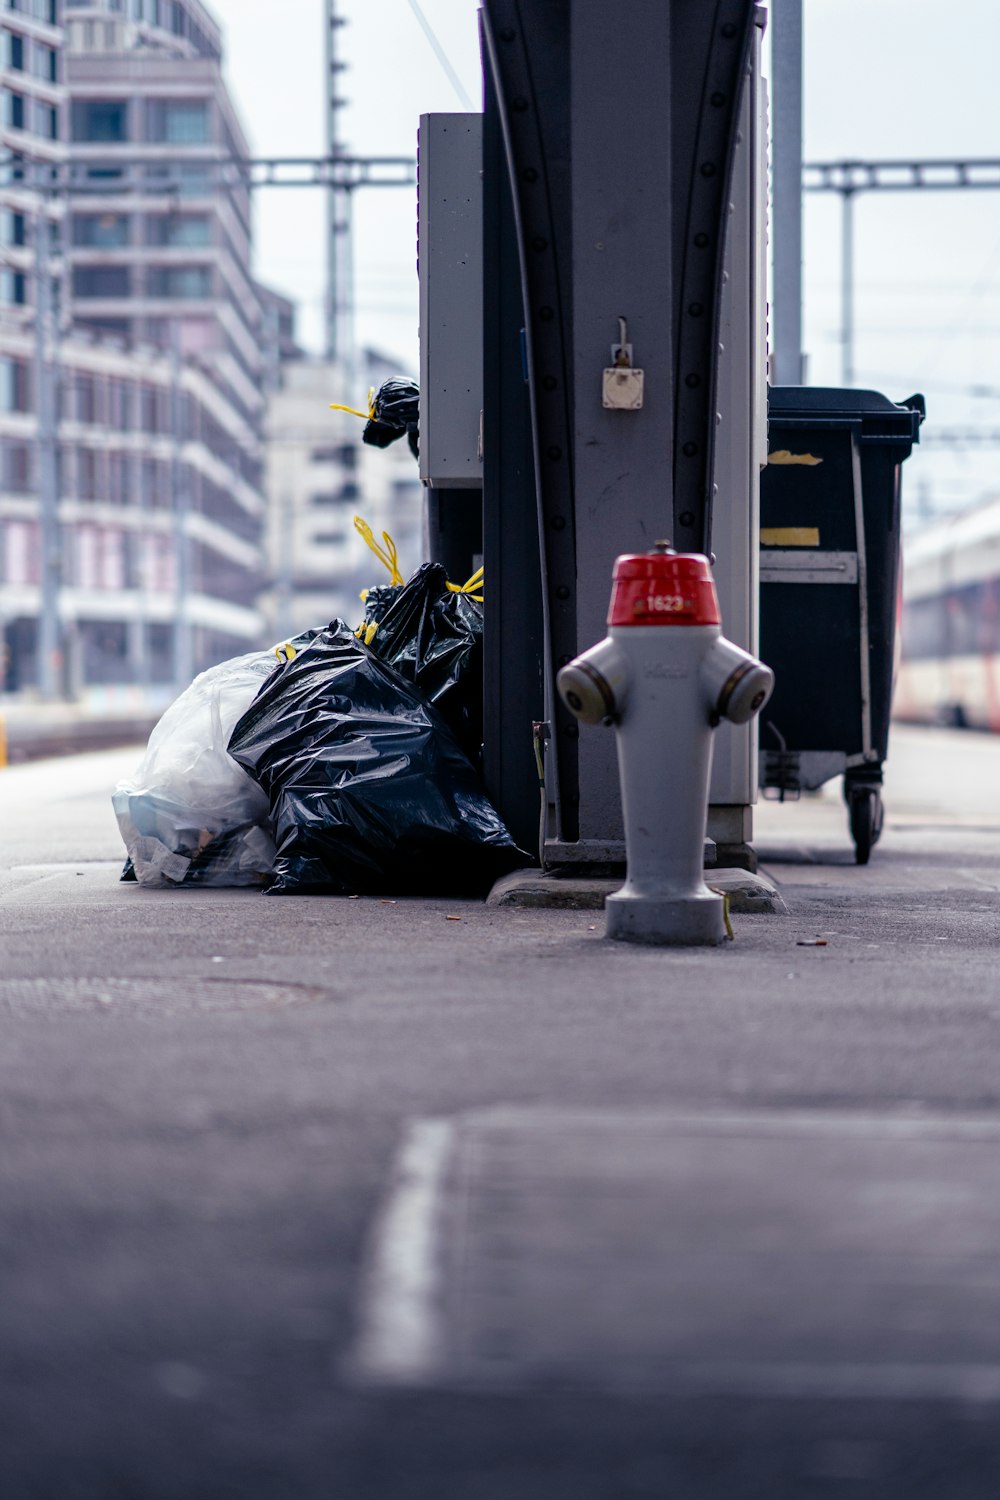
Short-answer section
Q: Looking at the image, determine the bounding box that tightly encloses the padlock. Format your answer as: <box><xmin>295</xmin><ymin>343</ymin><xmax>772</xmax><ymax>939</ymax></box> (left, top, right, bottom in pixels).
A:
<box><xmin>602</xmin><ymin>366</ymin><xmax>645</xmax><ymax>410</ymax></box>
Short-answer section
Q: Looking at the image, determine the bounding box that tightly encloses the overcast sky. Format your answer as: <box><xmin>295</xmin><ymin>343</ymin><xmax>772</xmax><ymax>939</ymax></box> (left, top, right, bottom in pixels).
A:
<box><xmin>206</xmin><ymin>0</ymin><xmax>1000</xmax><ymax>520</ymax></box>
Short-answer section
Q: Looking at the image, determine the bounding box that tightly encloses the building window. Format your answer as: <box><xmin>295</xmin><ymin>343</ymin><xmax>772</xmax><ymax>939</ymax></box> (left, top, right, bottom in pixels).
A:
<box><xmin>81</xmin><ymin>165</ymin><xmax>125</xmax><ymax>187</ymax></box>
<box><xmin>71</xmin><ymin>100</ymin><xmax>129</xmax><ymax>144</ymax></box>
<box><xmin>146</xmin><ymin>99</ymin><xmax>210</xmax><ymax>145</ymax></box>
<box><xmin>0</xmin><ymin>357</ymin><xmax>30</xmax><ymax>413</ymax></box>
<box><xmin>77</xmin><ymin>448</ymin><xmax>98</xmax><ymax>500</ymax></box>
<box><xmin>108</xmin><ymin>378</ymin><xmax>132</xmax><ymax>430</ymax></box>
<box><xmin>0</xmin><ymin>152</ymin><xmax>25</xmax><ymax>186</ymax></box>
<box><xmin>74</xmin><ymin>375</ymin><xmax>98</xmax><ymax>424</ymax></box>
<box><xmin>313</xmin><ymin>531</ymin><xmax>348</xmax><ymax>546</ymax></box>
<box><xmin>73</xmin><ymin>265</ymin><xmax>129</xmax><ymax>298</ymax></box>
<box><xmin>37</xmin><ymin>102</ymin><xmax>58</xmax><ymax>140</ymax></box>
<box><xmin>108</xmin><ymin>452</ymin><xmax>127</xmax><ymax>504</ymax></box>
<box><xmin>311</xmin><ymin>443</ymin><xmax>357</xmax><ymax>466</ymax></box>
<box><xmin>0</xmin><ymin>269</ymin><xmax>26</xmax><ymax>305</ymax></box>
<box><xmin>76</xmin><ymin>525</ymin><xmax>99</xmax><ymax>588</ymax></box>
<box><xmin>0</xmin><ymin>440</ymin><xmax>31</xmax><ymax>492</ymax></box>
<box><xmin>3</xmin><ymin>520</ymin><xmax>39</xmax><ymax>586</ymax></box>
<box><xmin>73</xmin><ymin>213</ymin><xmax>129</xmax><ymax>248</ymax></box>
<box><xmin>7</xmin><ymin>92</ymin><xmax>24</xmax><ymax>130</ymax></box>
<box><xmin>7</xmin><ymin>32</ymin><xmax>24</xmax><ymax>70</ymax></box>
<box><xmin>31</xmin><ymin>40</ymin><xmax>55</xmax><ymax>79</ymax></box>
<box><xmin>0</xmin><ymin>209</ymin><xmax>25</xmax><ymax>246</ymax></box>
<box><xmin>146</xmin><ymin>265</ymin><xmax>212</xmax><ymax>299</ymax></box>
<box><xmin>140</xmin><ymin>384</ymin><xmax>171</xmax><ymax>434</ymax></box>
<box><xmin>145</xmin><ymin>212</ymin><xmax>211</xmax><ymax>248</ymax></box>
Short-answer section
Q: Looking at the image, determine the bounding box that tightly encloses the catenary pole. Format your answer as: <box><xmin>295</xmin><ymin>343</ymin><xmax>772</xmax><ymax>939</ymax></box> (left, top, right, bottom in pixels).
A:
<box><xmin>841</xmin><ymin>188</ymin><xmax>855</xmax><ymax>386</ymax></box>
<box><xmin>31</xmin><ymin>208</ymin><xmax>61</xmax><ymax>700</ymax></box>
<box><xmin>770</xmin><ymin>0</ymin><xmax>803</xmax><ymax>385</ymax></box>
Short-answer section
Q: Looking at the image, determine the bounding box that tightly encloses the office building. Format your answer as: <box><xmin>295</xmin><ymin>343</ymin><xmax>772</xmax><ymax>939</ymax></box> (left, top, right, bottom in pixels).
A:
<box><xmin>0</xmin><ymin>0</ymin><xmax>268</xmax><ymax>696</ymax></box>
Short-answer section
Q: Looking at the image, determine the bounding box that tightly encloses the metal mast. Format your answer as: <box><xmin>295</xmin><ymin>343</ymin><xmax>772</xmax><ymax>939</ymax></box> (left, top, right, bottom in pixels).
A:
<box><xmin>31</xmin><ymin>207</ymin><xmax>62</xmax><ymax>701</ymax></box>
<box><xmin>325</xmin><ymin>0</ymin><xmax>353</xmax><ymax>372</ymax></box>
<box><xmin>770</xmin><ymin>0</ymin><xmax>804</xmax><ymax>386</ymax></box>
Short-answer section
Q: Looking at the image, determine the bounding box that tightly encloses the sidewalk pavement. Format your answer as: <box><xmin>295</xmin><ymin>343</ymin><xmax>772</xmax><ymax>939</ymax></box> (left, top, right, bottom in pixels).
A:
<box><xmin>1</xmin><ymin>725</ymin><xmax>1000</xmax><ymax>1498</ymax></box>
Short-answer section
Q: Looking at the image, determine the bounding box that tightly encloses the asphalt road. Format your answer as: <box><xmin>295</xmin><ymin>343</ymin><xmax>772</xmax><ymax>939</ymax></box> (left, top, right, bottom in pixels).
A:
<box><xmin>2</xmin><ymin>726</ymin><xmax>1000</xmax><ymax>1498</ymax></box>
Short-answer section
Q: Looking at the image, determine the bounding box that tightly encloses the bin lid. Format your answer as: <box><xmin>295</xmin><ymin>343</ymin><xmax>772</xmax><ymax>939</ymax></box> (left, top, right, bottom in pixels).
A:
<box><xmin>768</xmin><ymin>386</ymin><xmax>925</xmax><ymax>447</ymax></box>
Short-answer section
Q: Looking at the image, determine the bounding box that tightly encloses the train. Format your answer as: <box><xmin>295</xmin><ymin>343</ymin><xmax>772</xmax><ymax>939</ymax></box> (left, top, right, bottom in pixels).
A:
<box><xmin>895</xmin><ymin>497</ymin><xmax>1000</xmax><ymax>729</ymax></box>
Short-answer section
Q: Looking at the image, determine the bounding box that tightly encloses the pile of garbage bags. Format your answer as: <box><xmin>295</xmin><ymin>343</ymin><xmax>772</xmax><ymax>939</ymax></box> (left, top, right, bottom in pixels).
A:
<box><xmin>114</xmin><ymin>559</ymin><xmax>525</xmax><ymax>897</ymax></box>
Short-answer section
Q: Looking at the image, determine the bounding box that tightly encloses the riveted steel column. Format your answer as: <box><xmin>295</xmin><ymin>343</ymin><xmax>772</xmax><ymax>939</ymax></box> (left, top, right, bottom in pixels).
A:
<box><xmin>482</xmin><ymin>0</ymin><xmax>755</xmax><ymax>855</ymax></box>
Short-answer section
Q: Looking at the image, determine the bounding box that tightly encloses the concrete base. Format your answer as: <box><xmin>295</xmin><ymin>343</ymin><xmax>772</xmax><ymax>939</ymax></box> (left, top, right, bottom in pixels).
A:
<box><xmin>606</xmin><ymin>886</ymin><xmax>727</xmax><ymax>946</ymax></box>
<box><xmin>487</xmin><ymin>866</ymin><xmax>788</xmax><ymax>916</ymax></box>
<box><xmin>708</xmin><ymin>840</ymin><xmax>758</xmax><ymax>873</ymax></box>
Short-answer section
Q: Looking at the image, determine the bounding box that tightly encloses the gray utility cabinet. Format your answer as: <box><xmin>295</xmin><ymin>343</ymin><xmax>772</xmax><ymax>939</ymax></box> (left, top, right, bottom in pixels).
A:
<box><xmin>417</xmin><ymin>113</ymin><xmax>483</xmax><ymax>492</ymax></box>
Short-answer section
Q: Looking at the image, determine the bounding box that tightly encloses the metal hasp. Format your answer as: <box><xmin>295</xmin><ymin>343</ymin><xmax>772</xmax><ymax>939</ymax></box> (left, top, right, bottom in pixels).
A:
<box><xmin>481</xmin><ymin>0</ymin><xmax>758</xmax><ymax>855</ymax></box>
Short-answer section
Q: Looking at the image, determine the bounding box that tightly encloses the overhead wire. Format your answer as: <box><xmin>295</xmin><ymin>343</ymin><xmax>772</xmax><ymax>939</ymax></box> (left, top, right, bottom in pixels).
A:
<box><xmin>405</xmin><ymin>0</ymin><xmax>475</xmax><ymax>110</ymax></box>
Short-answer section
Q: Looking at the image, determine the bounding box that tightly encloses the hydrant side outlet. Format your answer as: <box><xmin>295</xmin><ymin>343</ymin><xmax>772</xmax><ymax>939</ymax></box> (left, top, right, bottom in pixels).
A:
<box><xmin>556</xmin><ymin>637</ymin><xmax>629</xmax><ymax>724</ymax></box>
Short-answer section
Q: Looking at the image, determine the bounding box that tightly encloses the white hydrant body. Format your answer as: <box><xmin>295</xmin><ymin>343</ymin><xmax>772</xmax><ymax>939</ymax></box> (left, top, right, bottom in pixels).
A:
<box><xmin>557</xmin><ymin>542</ymin><xmax>774</xmax><ymax>946</ymax></box>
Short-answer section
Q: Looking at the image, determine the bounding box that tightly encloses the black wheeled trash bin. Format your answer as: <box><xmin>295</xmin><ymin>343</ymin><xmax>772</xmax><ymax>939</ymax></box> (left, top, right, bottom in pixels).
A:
<box><xmin>758</xmin><ymin>387</ymin><xmax>925</xmax><ymax>864</ymax></box>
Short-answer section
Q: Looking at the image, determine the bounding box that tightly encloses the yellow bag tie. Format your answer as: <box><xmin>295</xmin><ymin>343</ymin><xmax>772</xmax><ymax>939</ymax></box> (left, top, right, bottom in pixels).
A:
<box><xmin>274</xmin><ymin>641</ymin><xmax>298</xmax><ymax>662</ymax></box>
<box><xmin>353</xmin><ymin>515</ymin><xmax>403</xmax><ymax>586</ymax></box>
<box><xmin>445</xmin><ymin>565</ymin><xmax>484</xmax><ymax>603</ymax></box>
<box><xmin>329</xmin><ymin>387</ymin><xmax>376</xmax><ymax>422</ymax></box>
<box><xmin>354</xmin><ymin>513</ymin><xmax>485</xmax><ymax>635</ymax></box>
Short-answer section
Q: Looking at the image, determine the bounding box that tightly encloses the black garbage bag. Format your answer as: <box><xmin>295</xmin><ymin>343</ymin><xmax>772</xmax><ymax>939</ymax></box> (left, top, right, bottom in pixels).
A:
<box><xmin>227</xmin><ymin>621</ymin><xmax>526</xmax><ymax>896</ymax></box>
<box><xmin>364</xmin><ymin>562</ymin><xmax>483</xmax><ymax>758</ymax></box>
<box><xmin>362</xmin><ymin>377</ymin><xmax>420</xmax><ymax>459</ymax></box>
<box><xmin>359</xmin><ymin>580</ymin><xmax>403</xmax><ymax>633</ymax></box>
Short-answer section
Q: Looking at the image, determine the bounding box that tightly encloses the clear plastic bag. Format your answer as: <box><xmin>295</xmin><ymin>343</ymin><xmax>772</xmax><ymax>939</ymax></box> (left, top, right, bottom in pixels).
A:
<box><xmin>113</xmin><ymin>638</ymin><xmax>314</xmax><ymax>887</ymax></box>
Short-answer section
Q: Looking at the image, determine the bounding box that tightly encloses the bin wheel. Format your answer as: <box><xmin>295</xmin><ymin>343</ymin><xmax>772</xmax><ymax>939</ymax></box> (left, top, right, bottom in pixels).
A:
<box><xmin>848</xmin><ymin>786</ymin><xmax>883</xmax><ymax>865</ymax></box>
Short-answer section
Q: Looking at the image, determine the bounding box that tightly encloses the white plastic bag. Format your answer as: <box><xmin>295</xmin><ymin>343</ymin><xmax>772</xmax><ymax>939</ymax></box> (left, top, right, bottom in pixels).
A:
<box><xmin>113</xmin><ymin>643</ymin><xmax>302</xmax><ymax>887</ymax></box>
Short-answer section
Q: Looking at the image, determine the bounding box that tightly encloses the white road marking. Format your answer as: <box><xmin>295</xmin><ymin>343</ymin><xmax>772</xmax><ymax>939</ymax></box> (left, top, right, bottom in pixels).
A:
<box><xmin>346</xmin><ymin>1116</ymin><xmax>456</xmax><ymax>1386</ymax></box>
<box><xmin>345</xmin><ymin>1105</ymin><xmax>1000</xmax><ymax>1396</ymax></box>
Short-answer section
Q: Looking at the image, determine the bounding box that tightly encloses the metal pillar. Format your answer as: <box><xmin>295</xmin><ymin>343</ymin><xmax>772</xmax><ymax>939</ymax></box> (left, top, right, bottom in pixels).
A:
<box><xmin>170</xmin><ymin>332</ymin><xmax>193</xmax><ymax>690</ymax></box>
<box><xmin>481</xmin><ymin>58</ymin><xmax>544</xmax><ymax>855</ymax></box>
<box><xmin>482</xmin><ymin>0</ymin><xmax>757</xmax><ymax>861</ymax></box>
<box><xmin>129</xmin><ymin>449</ymin><xmax>151</xmax><ymax>695</ymax></box>
<box><xmin>770</xmin><ymin>0</ymin><xmax>803</xmax><ymax>386</ymax></box>
<box><xmin>31</xmin><ymin>210</ymin><xmax>61</xmax><ymax>701</ymax></box>
<box><xmin>324</xmin><ymin>0</ymin><xmax>353</xmax><ymax>370</ymax></box>
<box><xmin>709</xmin><ymin>9</ymin><xmax>768</xmax><ymax>868</ymax></box>
<box><xmin>842</xmin><ymin>188</ymin><xmax>855</xmax><ymax>386</ymax></box>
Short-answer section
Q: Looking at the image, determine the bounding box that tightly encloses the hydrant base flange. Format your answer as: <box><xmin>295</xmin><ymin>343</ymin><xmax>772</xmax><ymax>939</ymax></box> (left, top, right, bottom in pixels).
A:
<box><xmin>605</xmin><ymin>887</ymin><xmax>727</xmax><ymax>947</ymax></box>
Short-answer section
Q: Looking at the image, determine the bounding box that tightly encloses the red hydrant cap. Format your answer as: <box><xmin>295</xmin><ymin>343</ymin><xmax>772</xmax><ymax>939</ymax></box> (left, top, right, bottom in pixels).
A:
<box><xmin>607</xmin><ymin>542</ymin><xmax>721</xmax><ymax>627</ymax></box>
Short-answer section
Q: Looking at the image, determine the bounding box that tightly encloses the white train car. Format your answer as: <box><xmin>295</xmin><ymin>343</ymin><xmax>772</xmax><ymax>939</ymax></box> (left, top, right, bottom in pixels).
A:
<box><xmin>895</xmin><ymin>497</ymin><xmax>1000</xmax><ymax>729</ymax></box>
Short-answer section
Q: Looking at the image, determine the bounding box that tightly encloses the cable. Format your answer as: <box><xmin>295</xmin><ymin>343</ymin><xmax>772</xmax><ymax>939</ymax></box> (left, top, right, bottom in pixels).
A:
<box><xmin>405</xmin><ymin>0</ymin><xmax>475</xmax><ymax>111</ymax></box>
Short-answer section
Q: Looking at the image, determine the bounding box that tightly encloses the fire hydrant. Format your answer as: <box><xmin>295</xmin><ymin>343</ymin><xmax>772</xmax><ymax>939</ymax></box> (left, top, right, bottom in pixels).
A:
<box><xmin>556</xmin><ymin>541</ymin><xmax>774</xmax><ymax>946</ymax></box>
